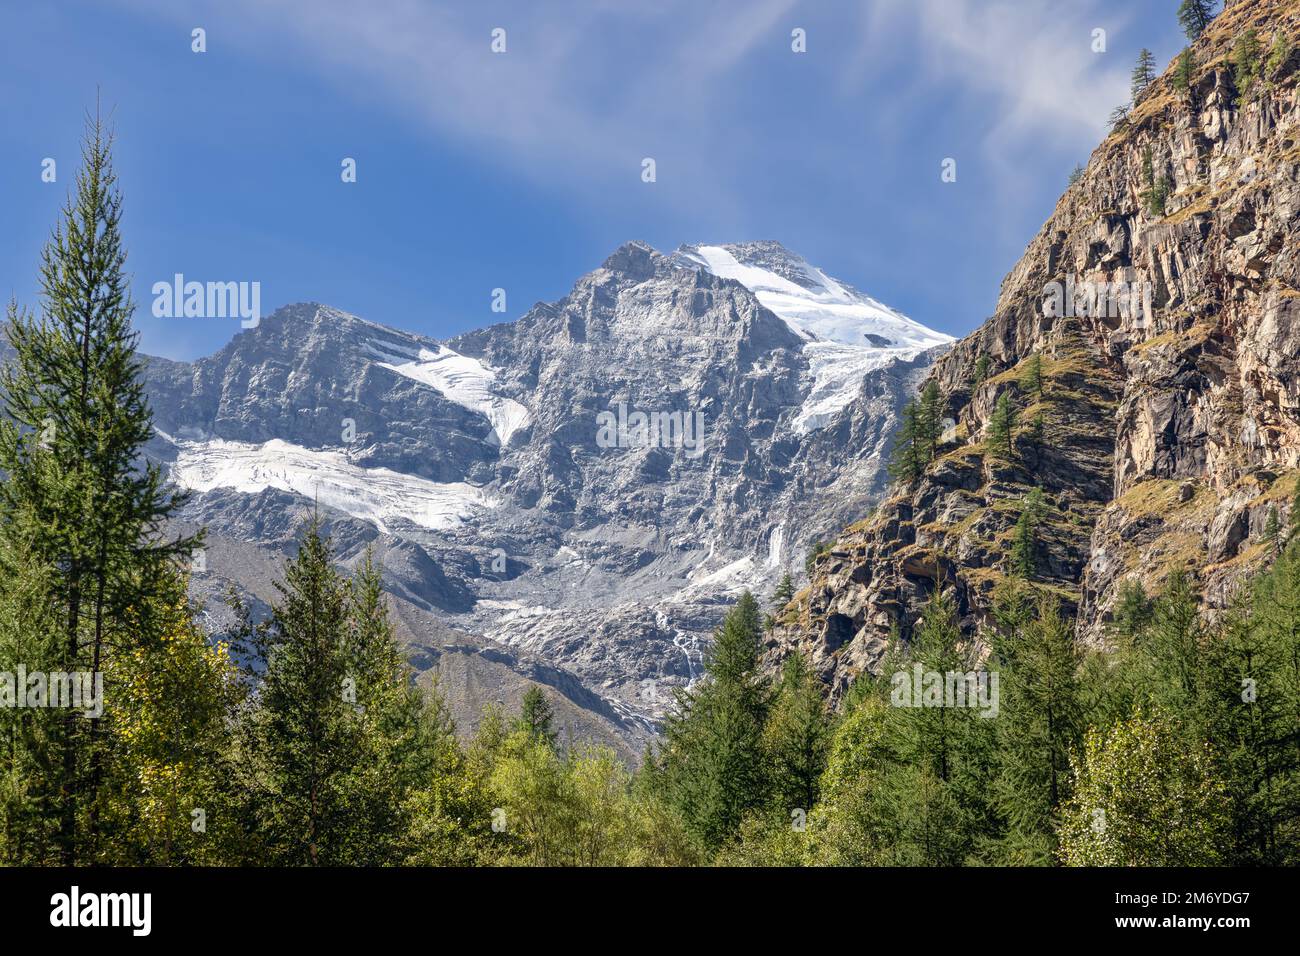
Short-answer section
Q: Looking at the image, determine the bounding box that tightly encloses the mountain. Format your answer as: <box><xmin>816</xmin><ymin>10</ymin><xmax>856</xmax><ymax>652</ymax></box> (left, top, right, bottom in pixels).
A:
<box><xmin>765</xmin><ymin>0</ymin><xmax>1300</xmax><ymax>699</ymax></box>
<box><xmin>142</xmin><ymin>240</ymin><xmax>951</xmax><ymax>751</ymax></box>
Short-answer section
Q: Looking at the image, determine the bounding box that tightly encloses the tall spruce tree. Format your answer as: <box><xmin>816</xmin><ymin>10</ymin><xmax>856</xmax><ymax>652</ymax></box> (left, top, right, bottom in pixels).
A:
<box><xmin>0</xmin><ymin>111</ymin><xmax>198</xmax><ymax>863</ymax></box>
<box><xmin>516</xmin><ymin>686</ymin><xmax>558</xmax><ymax>751</ymax></box>
<box><xmin>1131</xmin><ymin>48</ymin><xmax>1156</xmax><ymax>101</ymax></box>
<box><xmin>987</xmin><ymin>392</ymin><xmax>1017</xmax><ymax>460</ymax></box>
<box><xmin>887</xmin><ymin>399</ymin><xmax>927</xmax><ymax>484</ymax></box>
<box><xmin>658</xmin><ymin>592</ymin><xmax>770</xmax><ymax>852</ymax></box>
<box><xmin>990</xmin><ymin>595</ymin><xmax>1082</xmax><ymax>863</ymax></box>
<box><xmin>762</xmin><ymin>654</ymin><xmax>830</xmax><ymax>820</ymax></box>
<box><xmin>1177</xmin><ymin>0</ymin><xmax>1215</xmax><ymax>42</ymax></box>
<box><xmin>918</xmin><ymin>380</ymin><xmax>944</xmax><ymax>459</ymax></box>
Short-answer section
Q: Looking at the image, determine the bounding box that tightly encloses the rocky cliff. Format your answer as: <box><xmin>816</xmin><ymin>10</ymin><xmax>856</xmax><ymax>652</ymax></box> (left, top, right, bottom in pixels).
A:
<box><xmin>141</xmin><ymin>240</ymin><xmax>949</xmax><ymax>750</ymax></box>
<box><xmin>768</xmin><ymin>0</ymin><xmax>1300</xmax><ymax>699</ymax></box>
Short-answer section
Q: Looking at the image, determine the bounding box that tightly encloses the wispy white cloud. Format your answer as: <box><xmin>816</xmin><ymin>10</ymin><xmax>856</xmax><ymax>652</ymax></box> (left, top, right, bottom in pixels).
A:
<box><xmin>859</xmin><ymin>0</ymin><xmax>1130</xmax><ymax>149</ymax></box>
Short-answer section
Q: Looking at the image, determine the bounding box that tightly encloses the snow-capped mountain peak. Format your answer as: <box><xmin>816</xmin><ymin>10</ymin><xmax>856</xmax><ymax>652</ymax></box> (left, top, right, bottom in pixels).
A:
<box><xmin>673</xmin><ymin>241</ymin><xmax>951</xmax><ymax>352</ymax></box>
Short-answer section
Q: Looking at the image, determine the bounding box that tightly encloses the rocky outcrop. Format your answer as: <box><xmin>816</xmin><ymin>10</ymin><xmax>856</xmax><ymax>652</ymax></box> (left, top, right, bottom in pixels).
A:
<box><xmin>768</xmin><ymin>0</ymin><xmax>1300</xmax><ymax>698</ymax></box>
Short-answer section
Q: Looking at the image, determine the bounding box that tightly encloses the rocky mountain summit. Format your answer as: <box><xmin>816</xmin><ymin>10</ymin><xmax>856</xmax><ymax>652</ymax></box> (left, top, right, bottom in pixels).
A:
<box><xmin>143</xmin><ymin>240</ymin><xmax>950</xmax><ymax>751</ymax></box>
<box><xmin>767</xmin><ymin>0</ymin><xmax>1300</xmax><ymax>700</ymax></box>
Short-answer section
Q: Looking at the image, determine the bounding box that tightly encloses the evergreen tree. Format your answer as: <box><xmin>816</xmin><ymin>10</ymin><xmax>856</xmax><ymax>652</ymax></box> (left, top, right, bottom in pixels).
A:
<box><xmin>1009</xmin><ymin>488</ymin><xmax>1046</xmax><ymax>579</ymax></box>
<box><xmin>987</xmin><ymin>392</ymin><xmax>1017</xmax><ymax>460</ymax></box>
<box><xmin>1291</xmin><ymin>476</ymin><xmax>1300</xmax><ymax>540</ymax></box>
<box><xmin>1018</xmin><ymin>352</ymin><xmax>1043</xmax><ymax>402</ymax></box>
<box><xmin>1264</xmin><ymin>505</ymin><xmax>1281</xmax><ymax>557</ymax></box>
<box><xmin>771</xmin><ymin>572</ymin><xmax>795</xmax><ymax>609</ymax></box>
<box><xmin>1130</xmin><ymin>48</ymin><xmax>1156</xmax><ymax>101</ymax></box>
<box><xmin>1108</xmin><ymin>104</ymin><xmax>1130</xmax><ymax>132</ymax></box>
<box><xmin>1174</xmin><ymin>46</ymin><xmax>1196</xmax><ymax>94</ymax></box>
<box><xmin>231</xmin><ymin>521</ymin><xmax>435</xmax><ymax>865</ymax></box>
<box><xmin>516</xmin><ymin>686</ymin><xmax>558</xmax><ymax>751</ymax></box>
<box><xmin>658</xmin><ymin>592</ymin><xmax>770</xmax><ymax>852</ymax></box>
<box><xmin>762</xmin><ymin>655</ymin><xmax>830</xmax><ymax>820</ymax></box>
<box><xmin>1067</xmin><ymin>164</ymin><xmax>1085</xmax><ymax>186</ymax></box>
<box><xmin>0</xmin><ymin>112</ymin><xmax>198</xmax><ymax>864</ymax></box>
<box><xmin>887</xmin><ymin>400</ymin><xmax>927</xmax><ymax>484</ymax></box>
<box><xmin>1265</xmin><ymin>33</ymin><xmax>1291</xmax><ymax>83</ymax></box>
<box><xmin>973</xmin><ymin>354</ymin><xmax>992</xmax><ymax>387</ymax></box>
<box><xmin>1177</xmin><ymin>0</ymin><xmax>1215</xmax><ymax>43</ymax></box>
<box><xmin>990</xmin><ymin>596</ymin><xmax>1083</xmax><ymax>863</ymax></box>
<box><xmin>918</xmin><ymin>380</ymin><xmax>944</xmax><ymax>459</ymax></box>
<box><xmin>1233</xmin><ymin>27</ymin><xmax>1262</xmax><ymax>97</ymax></box>
<box><xmin>1109</xmin><ymin>579</ymin><xmax>1153</xmax><ymax>642</ymax></box>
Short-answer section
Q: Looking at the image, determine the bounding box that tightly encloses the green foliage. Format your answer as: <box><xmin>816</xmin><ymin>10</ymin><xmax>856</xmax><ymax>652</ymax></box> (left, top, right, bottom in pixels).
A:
<box><xmin>1110</xmin><ymin>579</ymin><xmax>1153</xmax><ymax>642</ymax></box>
<box><xmin>0</xmin><ymin>113</ymin><xmax>199</xmax><ymax>864</ymax></box>
<box><xmin>772</xmin><ymin>572</ymin><xmax>795</xmax><ymax>609</ymax></box>
<box><xmin>887</xmin><ymin>399</ymin><xmax>928</xmax><ymax>484</ymax></box>
<box><xmin>1141</xmin><ymin>146</ymin><xmax>1170</xmax><ymax>217</ymax></box>
<box><xmin>1059</xmin><ymin>708</ymin><xmax>1230</xmax><ymax>865</ymax></box>
<box><xmin>762</xmin><ymin>655</ymin><xmax>830</xmax><ymax>819</ymax></box>
<box><xmin>987</xmin><ymin>392</ymin><xmax>1017</xmax><ymax>460</ymax></box>
<box><xmin>1233</xmin><ymin>28</ymin><xmax>1263</xmax><ymax>98</ymax></box>
<box><xmin>805</xmin><ymin>540</ymin><xmax>830</xmax><ymax>575</ymax></box>
<box><xmin>516</xmin><ymin>686</ymin><xmax>558</xmax><ymax>750</ymax></box>
<box><xmin>1174</xmin><ymin>46</ymin><xmax>1196</xmax><ymax>94</ymax></box>
<box><xmin>1108</xmin><ymin>104</ymin><xmax>1130</xmax><ymax>132</ymax></box>
<box><xmin>1177</xmin><ymin>0</ymin><xmax>1215</xmax><ymax>43</ymax></box>
<box><xmin>973</xmin><ymin>354</ymin><xmax>992</xmax><ymax>386</ymax></box>
<box><xmin>1265</xmin><ymin>33</ymin><xmax>1291</xmax><ymax>85</ymax></box>
<box><xmin>1130</xmin><ymin>48</ymin><xmax>1156</xmax><ymax>102</ymax></box>
<box><xmin>1009</xmin><ymin>488</ymin><xmax>1046</xmax><ymax>579</ymax></box>
<box><xmin>657</xmin><ymin>592</ymin><xmax>771</xmax><ymax>852</ymax></box>
<box><xmin>1018</xmin><ymin>352</ymin><xmax>1043</xmax><ymax>402</ymax></box>
<box><xmin>1264</xmin><ymin>505</ymin><xmax>1281</xmax><ymax>556</ymax></box>
<box><xmin>989</xmin><ymin>593</ymin><xmax>1083</xmax><ymax>864</ymax></box>
<box><xmin>1067</xmin><ymin>163</ymin><xmax>1085</xmax><ymax>186</ymax></box>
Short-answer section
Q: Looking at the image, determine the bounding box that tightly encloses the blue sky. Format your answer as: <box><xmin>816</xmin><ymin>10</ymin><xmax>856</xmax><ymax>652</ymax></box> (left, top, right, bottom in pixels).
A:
<box><xmin>1</xmin><ymin>0</ymin><xmax>1192</xmax><ymax>361</ymax></box>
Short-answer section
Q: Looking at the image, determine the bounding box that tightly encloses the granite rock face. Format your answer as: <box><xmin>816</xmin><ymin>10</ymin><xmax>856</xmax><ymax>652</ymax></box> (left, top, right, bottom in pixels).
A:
<box><xmin>766</xmin><ymin>0</ymin><xmax>1300</xmax><ymax>699</ymax></box>
<box><xmin>144</xmin><ymin>240</ymin><xmax>949</xmax><ymax>750</ymax></box>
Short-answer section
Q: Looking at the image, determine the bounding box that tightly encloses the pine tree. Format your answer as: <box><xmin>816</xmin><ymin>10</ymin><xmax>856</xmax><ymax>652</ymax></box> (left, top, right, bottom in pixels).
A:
<box><xmin>1009</xmin><ymin>488</ymin><xmax>1046</xmax><ymax>579</ymax></box>
<box><xmin>987</xmin><ymin>392</ymin><xmax>1017</xmax><ymax>460</ymax></box>
<box><xmin>0</xmin><ymin>111</ymin><xmax>198</xmax><ymax>864</ymax></box>
<box><xmin>1265</xmin><ymin>33</ymin><xmax>1291</xmax><ymax>84</ymax></box>
<box><xmin>990</xmin><ymin>596</ymin><xmax>1083</xmax><ymax>863</ymax></box>
<box><xmin>762</xmin><ymin>655</ymin><xmax>830</xmax><ymax>820</ymax></box>
<box><xmin>1108</xmin><ymin>104</ymin><xmax>1130</xmax><ymax>132</ymax></box>
<box><xmin>1174</xmin><ymin>46</ymin><xmax>1196</xmax><ymax>94</ymax></box>
<box><xmin>1018</xmin><ymin>352</ymin><xmax>1043</xmax><ymax>402</ymax></box>
<box><xmin>772</xmin><ymin>572</ymin><xmax>795</xmax><ymax>609</ymax></box>
<box><xmin>658</xmin><ymin>592</ymin><xmax>770</xmax><ymax>852</ymax></box>
<box><xmin>1264</xmin><ymin>505</ymin><xmax>1281</xmax><ymax>557</ymax></box>
<box><xmin>1067</xmin><ymin>164</ymin><xmax>1085</xmax><ymax>186</ymax></box>
<box><xmin>516</xmin><ymin>686</ymin><xmax>558</xmax><ymax>750</ymax></box>
<box><xmin>230</xmin><ymin>522</ymin><xmax>436</xmax><ymax>868</ymax></box>
<box><xmin>1291</xmin><ymin>476</ymin><xmax>1300</xmax><ymax>541</ymax></box>
<box><xmin>918</xmin><ymin>380</ymin><xmax>944</xmax><ymax>459</ymax></box>
<box><xmin>887</xmin><ymin>400</ymin><xmax>927</xmax><ymax>484</ymax></box>
<box><xmin>973</xmin><ymin>355</ymin><xmax>992</xmax><ymax>387</ymax></box>
<box><xmin>1233</xmin><ymin>28</ymin><xmax>1262</xmax><ymax>97</ymax></box>
<box><xmin>1177</xmin><ymin>0</ymin><xmax>1215</xmax><ymax>43</ymax></box>
<box><xmin>1110</xmin><ymin>579</ymin><xmax>1153</xmax><ymax>642</ymax></box>
<box><xmin>1131</xmin><ymin>48</ymin><xmax>1156</xmax><ymax>102</ymax></box>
